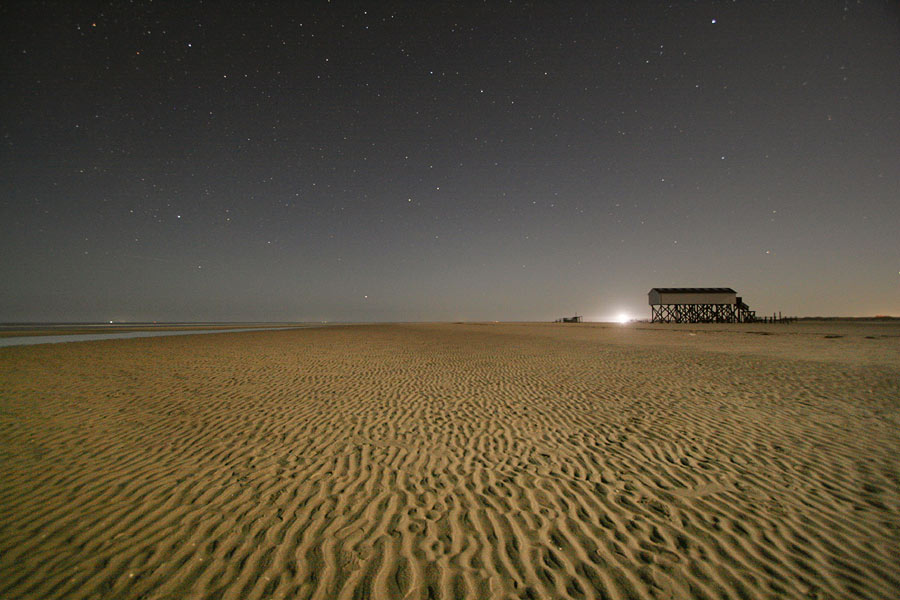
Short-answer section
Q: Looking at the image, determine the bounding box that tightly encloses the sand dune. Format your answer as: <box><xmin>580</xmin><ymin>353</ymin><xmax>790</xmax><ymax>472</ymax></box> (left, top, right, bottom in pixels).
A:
<box><xmin>1</xmin><ymin>323</ymin><xmax>898</xmax><ymax>599</ymax></box>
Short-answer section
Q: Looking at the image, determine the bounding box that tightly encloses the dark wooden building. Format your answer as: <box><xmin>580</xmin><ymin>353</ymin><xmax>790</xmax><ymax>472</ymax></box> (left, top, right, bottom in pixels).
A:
<box><xmin>555</xmin><ymin>315</ymin><xmax>583</xmax><ymax>323</ymax></box>
<box><xmin>648</xmin><ymin>288</ymin><xmax>756</xmax><ymax>323</ymax></box>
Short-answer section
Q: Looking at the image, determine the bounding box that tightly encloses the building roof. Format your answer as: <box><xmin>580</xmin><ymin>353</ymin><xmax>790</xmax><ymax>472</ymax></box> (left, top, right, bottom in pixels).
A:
<box><xmin>649</xmin><ymin>287</ymin><xmax>736</xmax><ymax>294</ymax></box>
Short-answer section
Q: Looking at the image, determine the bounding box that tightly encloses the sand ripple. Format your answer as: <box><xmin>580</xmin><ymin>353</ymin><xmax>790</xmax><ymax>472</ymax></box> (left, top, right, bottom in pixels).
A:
<box><xmin>1</xmin><ymin>323</ymin><xmax>899</xmax><ymax>599</ymax></box>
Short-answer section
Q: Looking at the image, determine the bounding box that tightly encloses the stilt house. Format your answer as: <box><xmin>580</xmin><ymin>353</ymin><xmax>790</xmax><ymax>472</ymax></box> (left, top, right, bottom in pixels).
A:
<box><xmin>648</xmin><ymin>288</ymin><xmax>755</xmax><ymax>323</ymax></box>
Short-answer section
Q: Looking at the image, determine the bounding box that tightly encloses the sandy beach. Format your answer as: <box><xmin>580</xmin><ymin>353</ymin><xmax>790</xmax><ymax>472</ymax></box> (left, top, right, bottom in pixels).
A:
<box><xmin>1</xmin><ymin>322</ymin><xmax>898</xmax><ymax>600</ymax></box>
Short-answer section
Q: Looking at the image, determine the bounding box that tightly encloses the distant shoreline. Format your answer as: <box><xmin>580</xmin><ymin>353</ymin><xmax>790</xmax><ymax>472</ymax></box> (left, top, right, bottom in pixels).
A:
<box><xmin>2</xmin><ymin>315</ymin><xmax>896</xmax><ymax>327</ymax></box>
<box><xmin>0</xmin><ymin>325</ymin><xmax>320</xmax><ymax>348</ymax></box>
<box><xmin>0</xmin><ymin>322</ymin><xmax>314</xmax><ymax>338</ymax></box>
<box><xmin>2</xmin><ymin>316</ymin><xmax>897</xmax><ymax>338</ymax></box>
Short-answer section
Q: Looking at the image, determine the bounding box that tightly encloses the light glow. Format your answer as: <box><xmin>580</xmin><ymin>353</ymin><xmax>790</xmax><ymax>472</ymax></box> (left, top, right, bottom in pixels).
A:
<box><xmin>615</xmin><ymin>313</ymin><xmax>630</xmax><ymax>324</ymax></box>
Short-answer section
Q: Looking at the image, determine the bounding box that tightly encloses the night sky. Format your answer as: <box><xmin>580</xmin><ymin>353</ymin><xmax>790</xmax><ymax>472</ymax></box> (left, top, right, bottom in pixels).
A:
<box><xmin>2</xmin><ymin>1</ymin><xmax>898</xmax><ymax>323</ymax></box>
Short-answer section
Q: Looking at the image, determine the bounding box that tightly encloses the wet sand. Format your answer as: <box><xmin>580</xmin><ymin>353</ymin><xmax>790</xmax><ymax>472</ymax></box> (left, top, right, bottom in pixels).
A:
<box><xmin>1</xmin><ymin>322</ymin><xmax>898</xmax><ymax>599</ymax></box>
<box><xmin>0</xmin><ymin>323</ymin><xmax>306</xmax><ymax>338</ymax></box>
<box><xmin>0</xmin><ymin>326</ymin><xmax>315</xmax><ymax>348</ymax></box>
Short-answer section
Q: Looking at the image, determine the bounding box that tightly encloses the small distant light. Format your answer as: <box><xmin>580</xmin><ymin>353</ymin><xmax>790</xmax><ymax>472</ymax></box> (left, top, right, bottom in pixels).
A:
<box><xmin>711</xmin><ymin>18</ymin><xmax>717</xmax><ymax>24</ymax></box>
<box><xmin>109</xmin><ymin>320</ymin><xmax>113</xmax><ymax>324</ymax></box>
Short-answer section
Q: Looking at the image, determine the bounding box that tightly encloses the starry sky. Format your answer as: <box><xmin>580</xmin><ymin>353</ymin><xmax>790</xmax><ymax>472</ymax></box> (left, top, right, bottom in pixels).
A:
<box><xmin>2</xmin><ymin>1</ymin><xmax>898</xmax><ymax>323</ymax></box>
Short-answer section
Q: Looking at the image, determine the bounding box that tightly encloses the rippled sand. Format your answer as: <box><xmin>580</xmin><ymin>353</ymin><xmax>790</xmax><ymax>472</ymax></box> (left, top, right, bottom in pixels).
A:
<box><xmin>1</xmin><ymin>322</ymin><xmax>898</xmax><ymax>600</ymax></box>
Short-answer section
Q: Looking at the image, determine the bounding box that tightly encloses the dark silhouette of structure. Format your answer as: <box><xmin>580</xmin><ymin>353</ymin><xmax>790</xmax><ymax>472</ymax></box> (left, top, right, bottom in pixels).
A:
<box><xmin>648</xmin><ymin>288</ymin><xmax>756</xmax><ymax>323</ymax></box>
<box><xmin>555</xmin><ymin>315</ymin><xmax>582</xmax><ymax>323</ymax></box>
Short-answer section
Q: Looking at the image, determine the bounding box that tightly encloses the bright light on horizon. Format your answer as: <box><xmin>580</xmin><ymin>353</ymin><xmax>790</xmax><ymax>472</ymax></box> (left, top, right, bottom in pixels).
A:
<box><xmin>615</xmin><ymin>312</ymin><xmax>630</xmax><ymax>324</ymax></box>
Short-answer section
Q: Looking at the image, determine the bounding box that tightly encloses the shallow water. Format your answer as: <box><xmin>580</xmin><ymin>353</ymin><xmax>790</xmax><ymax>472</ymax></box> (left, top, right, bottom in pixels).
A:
<box><xmin>0</xmin><ymin>326</ymin><xmax>310</xmax><ymax>348</ymax></box>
